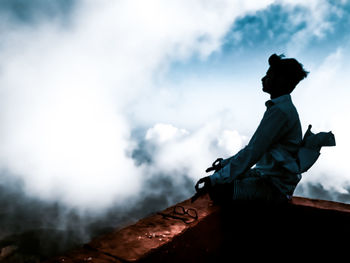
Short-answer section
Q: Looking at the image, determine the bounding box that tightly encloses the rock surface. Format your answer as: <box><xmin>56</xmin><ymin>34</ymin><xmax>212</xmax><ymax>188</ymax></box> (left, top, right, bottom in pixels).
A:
<box><xmin>42</xmin><ymin>195</ymin><xmax>350</xmax><ymax>262</ymax></box>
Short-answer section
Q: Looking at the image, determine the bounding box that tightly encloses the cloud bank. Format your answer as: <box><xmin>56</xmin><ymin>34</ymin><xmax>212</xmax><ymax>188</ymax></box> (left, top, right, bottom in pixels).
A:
<box><xmin>0</xmin><ymin>0</ymin><xmax>275</xmax><ymax>211</ymax></box>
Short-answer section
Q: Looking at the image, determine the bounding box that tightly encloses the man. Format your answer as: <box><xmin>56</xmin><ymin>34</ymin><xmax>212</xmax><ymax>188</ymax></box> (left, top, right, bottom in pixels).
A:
<box><xmin>195</xmin><ymin>54</ymin><xmax>309</xmax><ymax>204</ymax></box>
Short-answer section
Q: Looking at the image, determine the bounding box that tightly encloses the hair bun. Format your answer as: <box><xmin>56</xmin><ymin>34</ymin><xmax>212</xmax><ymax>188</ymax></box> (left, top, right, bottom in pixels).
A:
<box><xmin>268</xmin><ymin>53</ymin><xmax>283</xmax><ymax>66</ymax></box>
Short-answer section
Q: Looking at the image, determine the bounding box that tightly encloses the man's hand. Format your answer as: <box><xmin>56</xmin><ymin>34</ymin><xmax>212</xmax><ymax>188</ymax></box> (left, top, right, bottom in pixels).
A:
<box><xmin>191</xmin><ymin>176</ymin><xmax>212</xmax><ymax>203</ymax></box>
<box><xmin>205</xmin><ymin>158</ymin><xmax>223</xmax><ymax>173</ymax></box>
<box><xmin>195</xmin><ymin>176</ymin><xmax>211</xmax><ymax>192</ymax></box>
<box><xmin>192</xmin><ymin>158</ymin><xmax>221</xmax><ymax>203</ymax></box>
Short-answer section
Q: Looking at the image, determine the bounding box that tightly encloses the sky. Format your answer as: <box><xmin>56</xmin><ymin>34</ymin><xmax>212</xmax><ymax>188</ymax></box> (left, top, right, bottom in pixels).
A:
<box><xmin>0</xmin><ymin>0</ymin><xmax>350</xmax><ymax>215</ymax></box>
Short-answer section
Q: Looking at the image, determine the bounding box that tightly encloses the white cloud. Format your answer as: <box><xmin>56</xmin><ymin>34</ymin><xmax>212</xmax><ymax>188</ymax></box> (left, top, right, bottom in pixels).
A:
<box><xmin>144</xmin><ymin>121</ymin><xmax>247</xmax><ymax>182</ymax></box>
<box><xmin>0</xmin><ymin>0</ymin><xmax>278</xmax><ymax>210</ymax></box>
<box><xmin>146</xmin><ymin>123</ymin><xmax>189</xmax><ymax>143</ymax></box>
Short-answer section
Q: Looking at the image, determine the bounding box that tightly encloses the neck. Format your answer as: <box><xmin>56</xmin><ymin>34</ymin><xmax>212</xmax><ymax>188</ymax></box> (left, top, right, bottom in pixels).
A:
<box><xmin>270</xmin><ymin>93</ymin><xmax>282</xmax><ymax>99</ymax></box>
<box><xmin>270</xmin><ymin>92</ymin><xmax>289</xmax><ymax>99</ymax></box>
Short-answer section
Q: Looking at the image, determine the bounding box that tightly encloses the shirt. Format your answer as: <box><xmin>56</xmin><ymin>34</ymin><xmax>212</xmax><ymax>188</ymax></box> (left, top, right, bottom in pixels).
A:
<box><xmin>210</xmin><ymin>94</ymin><xmax>303</xmax><ymax>197</ymax></box>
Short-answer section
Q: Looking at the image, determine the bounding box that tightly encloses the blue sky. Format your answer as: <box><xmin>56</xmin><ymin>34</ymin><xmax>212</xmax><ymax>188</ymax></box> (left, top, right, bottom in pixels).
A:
<box><xmin>0</xmin><ymin>0</ymin><xmax>75</xmax><ymax>23</ymax></box>
<box><xmin>0</xmin><ymin>0</ymin><xmax>350</xmax><ymax>208</ymax></box>
<box><xmin>169</xmin><ymin>1</ymin><xmax>350</xmax><ymax>80</ymax></box>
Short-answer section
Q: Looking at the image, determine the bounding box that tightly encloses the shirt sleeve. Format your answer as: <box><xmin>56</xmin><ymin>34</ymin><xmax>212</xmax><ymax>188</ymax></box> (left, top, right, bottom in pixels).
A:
<box><xmin>210</xmin><ymin>105</ymin><xmax>288</xmax><ymax>186</ymax></box>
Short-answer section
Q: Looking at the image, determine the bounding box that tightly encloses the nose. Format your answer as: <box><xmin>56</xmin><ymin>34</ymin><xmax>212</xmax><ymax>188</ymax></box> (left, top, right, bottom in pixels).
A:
<box><xmin>261</xmin><ymin>75</ymin><xmax>266</xmax><ymax>82</ymax></box>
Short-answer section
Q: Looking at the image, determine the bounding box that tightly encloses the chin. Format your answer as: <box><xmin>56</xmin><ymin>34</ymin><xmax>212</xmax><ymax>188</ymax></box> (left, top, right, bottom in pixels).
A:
<box><xmin>262</xmin><ymin>86</ymin><xmax>270</xmax><ymax>94</ymax></box>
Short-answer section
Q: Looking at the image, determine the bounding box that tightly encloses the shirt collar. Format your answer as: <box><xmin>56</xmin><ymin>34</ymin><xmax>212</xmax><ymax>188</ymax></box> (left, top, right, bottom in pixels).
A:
<box><xmin>265</xmin><ymin>94</ymin><xmax>291</xmax><ymax>108</ymax></box>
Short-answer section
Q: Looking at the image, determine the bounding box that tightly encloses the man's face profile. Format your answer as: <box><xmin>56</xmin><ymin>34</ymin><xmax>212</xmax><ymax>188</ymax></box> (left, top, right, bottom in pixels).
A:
<box><xmin>261</xmin><ymin>66</ymin><xmax>289</xmax><ymax>98</ymax></box>
<box><xmin>261</xmin><ymin>67</ymin><xmax>275</xmax><ymax>94</ymax></box>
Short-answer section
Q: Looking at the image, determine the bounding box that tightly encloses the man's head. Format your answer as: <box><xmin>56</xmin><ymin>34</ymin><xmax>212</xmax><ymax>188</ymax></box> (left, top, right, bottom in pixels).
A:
<box><xmin>262</xmin><ymin>54</ymin><xmax>308</xmax><ymax>98</ymax></box>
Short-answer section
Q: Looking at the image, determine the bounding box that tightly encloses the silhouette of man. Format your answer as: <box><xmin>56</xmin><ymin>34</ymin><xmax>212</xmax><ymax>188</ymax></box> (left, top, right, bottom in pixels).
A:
<box><xmin>195</xmin><ymin>54</ymin><xmax>309</xmax><ymax>203</ymax></box>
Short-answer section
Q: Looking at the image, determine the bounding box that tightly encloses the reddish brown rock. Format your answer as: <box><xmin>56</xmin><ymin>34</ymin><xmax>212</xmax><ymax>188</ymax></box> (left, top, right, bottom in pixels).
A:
<box><xmin>45</xmin><ymin>248</ymin><xmax>121</xmax><ymax>263</ymax></box>
<box><xmin>45</xmin><ymin>195</ymin><xmax>350</xmax><ymax>262</ymax></box>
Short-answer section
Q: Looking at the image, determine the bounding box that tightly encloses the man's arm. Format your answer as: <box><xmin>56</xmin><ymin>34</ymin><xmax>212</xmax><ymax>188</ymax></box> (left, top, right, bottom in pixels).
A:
<box><xmin>210</xmin><ymin>105</ymin><xmax>288</xmax><ymax>186</ymax></box>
